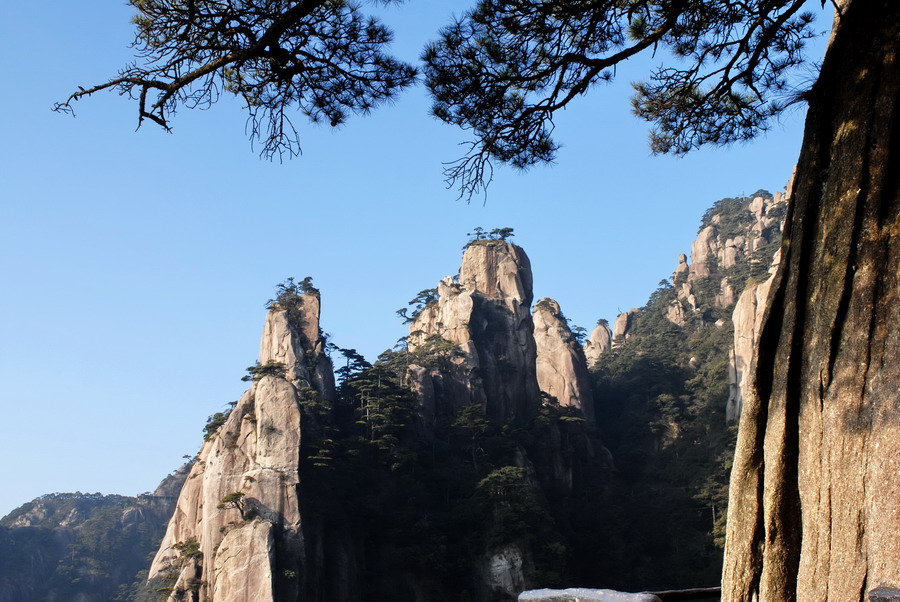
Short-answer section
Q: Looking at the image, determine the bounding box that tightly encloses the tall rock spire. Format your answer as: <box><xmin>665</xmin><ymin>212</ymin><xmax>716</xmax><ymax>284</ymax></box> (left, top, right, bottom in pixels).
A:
<box><xmin>533</xmin><ymin>298</ymin><xmax>594</xmax><ymax>422</ymax></box>
<box><xmin>147</xmin><ymin>292</ymin><xmax>333</xmax><ymax>601</ymax></box>
<box><xmin>409</xmin><ymin>240</ymin><xmax>540</xmax><ymax>424</ymax></box>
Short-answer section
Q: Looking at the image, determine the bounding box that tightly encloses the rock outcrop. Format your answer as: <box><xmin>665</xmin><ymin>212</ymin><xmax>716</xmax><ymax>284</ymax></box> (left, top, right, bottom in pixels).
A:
<box><xmin>612</xmin><ymin>309</ymin><xmax>639</xmax><ymax>346</ymax></box>
<box><xmin>669</xmin><ymin>191</ymin><xmax>788</xmax><ymax>325</ymax></box>
<box><xmin>583</xmin><ymin>322</ymin><xmax>612</xmax><ymax>367</ymax></box>
<box><xmin>409</xmin><ymin>240</ymin><xmax>540</xmax><ymax>424</ymax></box>
<box><xmin>726</xmin><ymin>250</ymin><xmax>780</xmax><ymax>422</ymax></box>
<box><xmin>533</xmin><ymin>298</ymin><xmax>594</xmax><ymax>421</ymax></box>
<box><xmin>148</xmin><ymin>292</ymin><xmax>333</xmax><ymax>601</ymax></box>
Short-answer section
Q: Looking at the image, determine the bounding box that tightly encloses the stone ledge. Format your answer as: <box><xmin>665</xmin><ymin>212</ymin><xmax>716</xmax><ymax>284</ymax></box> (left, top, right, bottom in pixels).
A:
<box><xmin>519</xmin><ymin>588</ymin><xmax>662</xmax><ymax>602</ymax></box>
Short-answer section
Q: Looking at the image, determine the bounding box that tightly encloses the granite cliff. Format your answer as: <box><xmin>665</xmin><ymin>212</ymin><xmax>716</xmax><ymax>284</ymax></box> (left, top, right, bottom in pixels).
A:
<box><xmin>147</xmin><ymin>290</ymin><xmax>334</xmax><ymax>601</ymax></box>
<box><xmin>141</xmin><ymin>242</ymin><xmax>608</xmax><ymax>602</ymax></box>
<box><xmin>408</xmin><ymin>240</ymin><xmax>540</xmax><ymax>424</ymax></box>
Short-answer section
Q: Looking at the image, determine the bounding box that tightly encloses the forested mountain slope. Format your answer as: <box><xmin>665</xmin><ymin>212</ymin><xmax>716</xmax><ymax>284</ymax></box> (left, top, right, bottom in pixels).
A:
<box><xmin>585</xmin><ymin>190</ymin><xmax>786</xmax><ymax>590</ymax></box>
<box><xmin>0</xmin><ymin>466</ymin><xmax>188</xmax><ymax>602</ymax></box>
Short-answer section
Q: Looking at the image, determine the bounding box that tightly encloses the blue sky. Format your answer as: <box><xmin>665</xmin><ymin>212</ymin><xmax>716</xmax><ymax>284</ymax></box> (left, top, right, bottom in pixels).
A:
<box><xmin>0</xmin><ymin>2</ymin><xmax>830</xmax><ymax>517</ymax></box>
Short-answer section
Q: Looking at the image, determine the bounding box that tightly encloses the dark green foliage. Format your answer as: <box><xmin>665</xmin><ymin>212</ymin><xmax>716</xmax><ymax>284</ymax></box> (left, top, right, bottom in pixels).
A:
<box><xmin>203</xmin><ymin>408</ymin><xmax>231</xmax><ymax>440</ymax></box>
<box><xmin>217</xmin><ymin>492</ymin><xmax>248</xmax><ymax>519</ymax></box>
<box><xmin>268</xmin><ymin>276</ymin><xmax>318</xmax><ymax>305</ymax></box>
<box><xmin>580</xmin><ymin>191</ymin><xmax>782</xmax><ymax>590</ymax></box>
<box><xmin>424</xmin><ymin>0</ymin><xmax>818</xmax><ymax>197</ymax></box>
<box><xmin>56</xmin><ymin>0</ymin><xmax>417</xmax><ymax>161</ymax></box>
<box><xmin>588</xmin><ymin>318</ymin><xmax>736</xmax><ymax>589</ymax></box>
<box><xmin>241</xmin><ymin>360</ymin><xmax>287</xmax><ymax>382</ymax></box>
<box><xmin>296</xmin><ymin>335</ymin><xmax>598</xmax><ymax>599</ymax></box>
<box><xmin>396</xmin><ymin>288</ymin><xmax>440</xmax><ymax>324</ymax></box>
<box><xmin>464</xmin><ymin>226</ymin><xmax>516</xmax><ymax>248</ymax></box>
<box><xmin>266</xmin><ymin>276</ymin><xmax>320</xmax><ymax>333</ymax></box>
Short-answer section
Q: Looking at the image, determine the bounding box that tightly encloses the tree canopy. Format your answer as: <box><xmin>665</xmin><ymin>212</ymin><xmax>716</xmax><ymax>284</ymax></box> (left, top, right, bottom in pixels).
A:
<box><xmin>54</xmin><ymin>0</ymin><xmax>417</xmax><ymax>161</ymax></box>
<box><xmin>57</xmin><ymin>0</ymin><xmax>820</xmax><ymax>198</ymax></box>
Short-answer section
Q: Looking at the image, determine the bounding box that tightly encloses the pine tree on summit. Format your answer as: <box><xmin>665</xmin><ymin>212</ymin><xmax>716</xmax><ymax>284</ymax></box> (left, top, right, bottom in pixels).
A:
<box><xmin>58</xmin><ymin>1</ymin><xmax>900</xmax><ymax>598</ymax></box>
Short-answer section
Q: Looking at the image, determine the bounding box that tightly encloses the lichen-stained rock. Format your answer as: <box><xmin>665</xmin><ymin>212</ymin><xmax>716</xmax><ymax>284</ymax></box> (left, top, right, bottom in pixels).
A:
<box><xmin>410</xmin><ymin>241</ymin><xmax>540</xmax><ymax>424</ymax></box>
<box><xmin>583</xmin><ymin>322</ymin><xmax>613</xmax><ymax>367</ymax></box>
<box><xmin>148</xmin><ymin>293</ymin><xmax>332</xmax><ymax>601</ymax></box>
<box><xmin>533</xmin><ymin>298</ymin><xmax>594</xmax><ymax>421</ymax></box>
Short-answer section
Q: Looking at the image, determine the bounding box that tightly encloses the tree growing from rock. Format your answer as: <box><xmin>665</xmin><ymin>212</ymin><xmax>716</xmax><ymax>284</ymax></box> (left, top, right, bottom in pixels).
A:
<box><xmin>57</xmin><ymin>0</ymin><xmax>899</xmax><ymax>598</ymax></box>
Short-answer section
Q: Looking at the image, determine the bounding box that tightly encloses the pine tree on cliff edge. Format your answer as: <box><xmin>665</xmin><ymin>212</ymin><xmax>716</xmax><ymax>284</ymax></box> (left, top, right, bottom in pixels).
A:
<box><xmin>59</xmin><ymin>1</ymin><xmax>899</xmax><ymax>598</ymax></box>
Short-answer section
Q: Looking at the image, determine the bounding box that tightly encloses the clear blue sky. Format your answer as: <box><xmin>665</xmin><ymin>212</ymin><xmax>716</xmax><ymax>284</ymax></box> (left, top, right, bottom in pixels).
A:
<box><xmin>0</xmin><ymin>2</ymin><xmax>830</xmax><ymax>517</ymax></box>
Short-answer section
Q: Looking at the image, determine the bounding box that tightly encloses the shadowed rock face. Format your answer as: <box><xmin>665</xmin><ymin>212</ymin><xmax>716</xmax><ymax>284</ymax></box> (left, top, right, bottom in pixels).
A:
<box><xmin>148</xmin><ymin>293</ymin><xmax>333</xmax><ymax>602</ymax></box>
<box><xmin>533</xmin><ymin>298</ymin><xmax>594</xmax><ymax>422</ymax></box>
<box><xmin>409</xmin><ymin>241</ymin><xmax>541</xmax><ymax>424</ymax></box>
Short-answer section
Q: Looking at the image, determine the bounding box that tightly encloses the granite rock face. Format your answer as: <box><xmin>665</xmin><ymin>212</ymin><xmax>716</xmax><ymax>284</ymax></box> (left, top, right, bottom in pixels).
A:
<box><xmin>726</xmin><ymin>250</ymin><xmax>780</xmax><ymax>422</ymax></box>
<box><xmin>583</xmin><ymin>322</ymin><xmax>613</xmax><ymax>367</ymax></box>
<box><xmin>670</xmin><ymin>192</ymin><xmax>787</xmax><ymax>325</ymax></box>
<box><xmin>148</xmin><ymin>293</ymin><xmax>333</xmax><ymax>601</ymax></box>
<box><xmin>533</xmin><ymin>298</ymin><xmax>594</xmax><ymax>421</ymax></box>
<box><xmin>409</xmin><ymin>241</ymin><xmax>540</xmax><ymax>424</ymax></box>
<box><xmin>612</xmin><ymin>309</ymin><xmax>639</xmax><ymax>346</ymax></box>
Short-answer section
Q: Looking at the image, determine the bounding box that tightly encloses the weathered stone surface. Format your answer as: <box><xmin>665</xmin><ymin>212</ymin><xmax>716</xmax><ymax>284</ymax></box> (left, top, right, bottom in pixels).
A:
<box><xmin>482</xmin><ymin>544</ymin><xmax>531</xmax><ymax>600</ymax></box>
<box><xmin>725</xmin><ymin>250</ymin><xmax>780</xmax><ymax>422</ymax></box>
<box><xmin>612</xmin><ymin>309</ymin><xmax>639</xmax><ymax>346</ymax></box>
<box><xmin>673</xmin><ymin>253</ymin><xmax>689</xmax><ymax>278</ymax></box>
<box><xmin>533</xmin><ymin>298</ymin><xmax>594</xmax><ymax>420</ymax></box>
<box><xmin>212</xmin><ymin>520</ymin><xmax>275</xmax><ymax>602</ymax></box>
<box><xmin>519</xmin><ymin>588</ymin><xmax>662</xmax><ymax>602</ymax></box>
<box><xmin>148</xmin><ymin>294</ymin><xmax>332</xmax><ymax>601</ymax></box>
<box><xmin>583</xmin><ymin>322</ymin><xmax>612</xmax><ymax>367</ymax></box>
<box><xmin>409</xmin><ymin>241</ymin><xmax>540</xmax><ymax>423</ymax></box>
<box><xmin>723</xmin><ymin>6</ymin><xmax>900</xmax><ymax>598</ymax></box>
<box><xmin>665</xmin><ymin>300</ymin><xmax>686</xmax><ymax>326</ymax></box>
<box><xmin>715</xmin><ymin>277</ymin><xmax>736</xmax><ymax>309</ymax></box>
<box><xmin>689</xmin><ymin>225</ymin><xmax>719</xmax><ymax>278</ymax></box>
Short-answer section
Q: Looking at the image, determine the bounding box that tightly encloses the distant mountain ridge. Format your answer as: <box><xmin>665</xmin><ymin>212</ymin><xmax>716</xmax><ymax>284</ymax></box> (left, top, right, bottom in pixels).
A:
<box><xmin>0</xmin><ymin>465</ymin><xmax>189</xmax><ymax>602</ymax></box>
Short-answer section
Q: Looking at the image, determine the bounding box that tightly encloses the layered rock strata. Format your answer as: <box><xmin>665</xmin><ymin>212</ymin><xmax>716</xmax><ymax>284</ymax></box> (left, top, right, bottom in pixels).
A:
<box><xmin>148</xmin><ymin>292</ymin><xmax>333</xmax><ymax>601</ymax></box>
<box><xmin>670</xmin><ymin>192</ymin><xmax>787</xmax><ymax>323</ymax></box>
